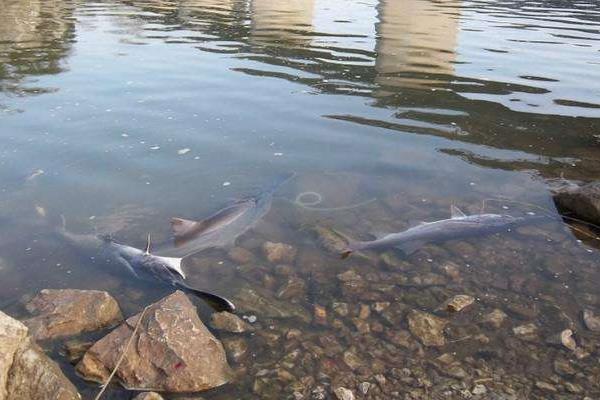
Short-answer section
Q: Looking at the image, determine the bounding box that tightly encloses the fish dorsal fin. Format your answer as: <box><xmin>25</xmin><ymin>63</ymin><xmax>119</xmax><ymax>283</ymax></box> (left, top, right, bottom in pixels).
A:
<box><xmin>145</xmin><ymin>233</ymin><xmax>151</xmax><ymax>254</ymax></box>
<box><xmin>451</xmin><ymin>205</ymin><xmax>467</xmax><ymax>218</ymax></box>
<box><xmin>171</xmin><ymin>218</ymin><xmax>198</xmax><ymax>238</ymax></box>
<box><xmin>157</xmin><ymin>256</ymin><xmax>186</xmax><ymax>279</ymax></box>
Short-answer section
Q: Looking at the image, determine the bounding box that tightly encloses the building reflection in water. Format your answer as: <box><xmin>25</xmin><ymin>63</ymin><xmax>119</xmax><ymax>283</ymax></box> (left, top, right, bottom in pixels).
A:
<box><xmin>250</xmin><ymin>0</ymin><xmax>316</xmax><ymax>45</ymax></box>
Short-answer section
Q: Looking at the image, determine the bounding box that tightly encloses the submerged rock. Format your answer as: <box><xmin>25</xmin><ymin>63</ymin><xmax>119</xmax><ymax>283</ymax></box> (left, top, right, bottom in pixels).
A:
<box><xmin>582</xmin><ymin>309</ymin><xmax>600</xmax><ymax>332</ymax></box>
<box><xmin>513</xmin><ymin>323</ymin><xmax>538</xmax><ymax>341</ymax></box>
<box><xmin>481</xmin><ymin>309</ymin><xmax>508</xmax><ymax>329</ymax></box>
<box><xmin>444</xmin><ymin>295</ymin><xmax>475</xmax><ymax>313</ymax></box>
<box><xmin>210</xmin><ymin>312</ymin><xmax>254</xmax><ymax>333</ymax></box>
<box><xmin>407</xmin><ymin>310</ymin><xmax>447</xmax><ymax>347</ymax></box>
<box><xmin>0</xmin><ymin>311</ymin><xmax>80</xmax><ymax>400</ymax></box>
<box><xmin>546</xmin><ymin>329</ymin><xmax>577</xmax><ymax>351</ymax></box>
<box><xmin>334</xmin><ymin>387</ymin><xmax>355</xmax><ymax>400</ymax></box>
<box><xmin>76</xmin><ymin>291</ymin><xmax>232</xmax><ymax>392</ymax></box>
<box><xmin>552</xmin><ymin>180</ymin><xmax>600</xmax><ymax>225</ymax></box>
<box><xmin>227</xmin><ymin>247</ymin><xmax>255</xmax><ymax>264</ymax></box>
<box><xmin>234</xmin><ymin>287</ymin><xmax>311</xmax><ymax>323</ymax></box>
<box><xmin>262</xmin><ymin>241</ymin><xmax>297</xmax><ymax>264</ymax></box>
<box><xmin>23</xmin><ymin>289</ymin><xmax>123</xmax><ymax>341</ymax></box>
<box><xmin>133</xmin><ymin>393</ymin><xmax>164</xmax><ymax>400</ymax></box>
<box><xmin>222</xmin><ymin>337</ymin><xmax>248</xmax><ymax>363</ymax></box>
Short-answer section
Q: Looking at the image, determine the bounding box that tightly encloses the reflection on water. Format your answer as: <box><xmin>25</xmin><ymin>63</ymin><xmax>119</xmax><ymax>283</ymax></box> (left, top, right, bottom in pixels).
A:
<box><xmin>1</xmin><ymin>0</ymin><xmax>600</xmax><ymax>398</ymax></box>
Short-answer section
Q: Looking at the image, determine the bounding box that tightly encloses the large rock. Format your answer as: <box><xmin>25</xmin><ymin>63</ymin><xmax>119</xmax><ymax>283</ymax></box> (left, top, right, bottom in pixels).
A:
<box><xmin>24</xmin><ymin>289</ymin><xmax>123</xmax><ymax>341</ymax></box>
<box><xmin>407</xmin><ymin>310</ymin><xmax>447</xmax><ymax>347</ymax></box>
<box><xmin>76</xmin><ymin>291</ymin><xmax>232</xmax><ymax>392</ymax></box>
<box><xmin>0</xmin><ymin>311</ymin><xmax>80</xmax><ymax>400</ymax></box>
<box><xmin>552</xmin><ymin>180</ymin><xmax>600</xmax><ymax>225</ymax></box>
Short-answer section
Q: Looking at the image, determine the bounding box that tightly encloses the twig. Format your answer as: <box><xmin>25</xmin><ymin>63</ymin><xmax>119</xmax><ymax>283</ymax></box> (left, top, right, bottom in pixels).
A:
<box><xmin>93</xmin><ymin>305</ymin><xmax>150</xmax><ymax>400</ymax></box>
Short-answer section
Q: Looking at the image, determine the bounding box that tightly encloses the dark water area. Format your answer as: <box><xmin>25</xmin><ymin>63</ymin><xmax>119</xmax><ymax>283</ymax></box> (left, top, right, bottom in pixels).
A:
<box><xmin>1</xmin><ymin>0</ymin><xmax>600</xmax><ymax>398</ymax></box>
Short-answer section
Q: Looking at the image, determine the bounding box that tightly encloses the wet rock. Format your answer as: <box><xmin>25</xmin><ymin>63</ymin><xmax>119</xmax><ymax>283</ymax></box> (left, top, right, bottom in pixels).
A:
<box><xmin>410</xmin><ymin>273</ymin><xmax>446</xmax><ymax>287</ymax></box>
<box><xmin>277</xmin><ymin>277</ymin><xmax>306</xmax><ymax>300</ymax></box>
<box><xmin>210</xmin><ymin>311</ymin><xmax>254</xmax><ymax>333</ymax></box>
<box><xmin>63</xmin><ymin>339</ymin><xmax>93</xmax><ymax>364</ymax></box>
<box><xmin>444</xmin><ymin>295</ymin><xmax>475</xmax><ymax>312</ymax></box>
<box><xmin>513</xmin><ymin>323</ymin><xmax>538</xmax><ymax>341</ymax></box>
<box><xmin>372</xmin><ymin>302</ymin><xmax>390</xmax><ymax>314</ymax></box>
<box><xmin>565</xmin><ymin>382</ymin><xmax>583</xmax><ymax>394</ymax></box>
<box><xmin>222</xmin><ymin>337</ymin><xmax>248</xmax><ymax>363</ymax></box>
<box><xmin>432</xmin><ymin>353</ymin><xmax>467</xmax><ymax>379</ymax></box>
<box><xmin>481</xmin><ymin>309</ymin><xmax>508</xmax><ymax>329</ymax></box>
<box><xmin>547</xmin><ymin>329</ymin><xmax>577</xmax><ymax>351</ymax></box>
<box><xmin>133</xmin><ymin>393</ymin><xmax>164</xmax><ymax>400</ymax></box>
<box><xmin>358</xmin><ymin>304</ymin><xmax>371</xmax><ymax>319</ymax></box>
<box><xmin>234</xmin><ymin>287</ymin><xmax>311</xmax><ymax>323</ymax></box>
<box><xmin>343</xmin><ymin>350</ymin><xmax>364</xmax><ymax>371</ymax></box>
<box><xmin>582</xmin><ymin>309</ymin><xmax>600</xmax><ymax>332</ymax></box>
<box><xmin>553</xmin><ymin>358</ymin><xmax>576</xmax><ymax>376</ymax></box>
<box><xmin>312</xmin><ymin>225</ymin><xmax>349</xmax><ymax>254</ymax></box>
<box><xmin>262</xmin><ymin>241</ymin><xmax>297</xmax><ymax>264</ymax></box>
<box><xmin>505</xmin><ymin>301</ymin><xmax>538</xmax><ymax>319</ymax></box>
<box><xmin>358</xmin><ymin>382</ymin><xmax>371</xmax><ymax>395</ymax></box>
<box><xmin>314</xmin><ymin>305</ymin><xmax>327</xmax><ymax>326</ymax></box>
<box><xmin>535</xmin><ymin>381</ymin><xmax>557</xmax><ymax>393</ymax></box>
<box><xmin>439</xmin><ymin>262</ymin><xmax>461</xmax><ymax>281</ymax></box>
<box><xmin>227</xmin><ymin>247</ymin><xmax>255</xmax><ymax>264</ymax></box>
<box><xmin>76</xmin><ymin>291</ymin><xmax>232</xmax><ymax>392</ymax></box>
<box><xmin>407</xmin><ymin>310</ymin><xmax>447</xmax><ymax>347</ymax></box>
<box><xmin>332</xmin><ymin>302</ymin><xmax>349</xmax><ymax>317</ymax></box>
<box><xmin>351</xmin><ymin>318</ymin><xmax>369</xmax><ymax>334</ymax></box>
<box><xmin>472</xmin><ymin>384</ymin><xmax>487</xmax><ymax>395</ymax></box>
<box><xmin>552</xmin><ymin>180</ymin><xmax>600</xmax><ymax>225</ymax></box>
<box><xmin>0</xmin><ymin>310</ymin><xmax>80</xmax><ymax>400</ymax></box>
<box><xmin>334</xmin><ymin>387</ymin><xmax>355</xmax><ymax>400</ymax></box>
<box><xmin>23</xmin><ymin>289</ymin><xmax>123</xmax><ymax>341</ymax></box>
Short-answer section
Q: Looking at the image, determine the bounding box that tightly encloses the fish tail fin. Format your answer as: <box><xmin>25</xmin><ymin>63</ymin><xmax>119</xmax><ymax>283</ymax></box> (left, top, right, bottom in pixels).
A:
<box><xmin>176</xmin><ymin>282</ymin><xmax>236</xmax><ymax>312</ymax></box>
<box><xmin>340</xmin><ymin>239</ymin><xmax>364</xmax><ymax>260</ymax></box>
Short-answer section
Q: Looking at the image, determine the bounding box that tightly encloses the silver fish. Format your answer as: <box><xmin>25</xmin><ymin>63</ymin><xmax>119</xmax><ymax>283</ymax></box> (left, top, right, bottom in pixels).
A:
<box><xmin>56</xmin><ymin>219</ymin><xmax>235</xmax><ymax>312</ymax></box>
<box><xmin>159</xmin><ymin>173</ymin><xmax>294</xmax><ymax>258</ymax></box>
<box><xmin>342</xmin><ymin>205</ymin><xmax>539</xmax><ymax>258</ymax></box>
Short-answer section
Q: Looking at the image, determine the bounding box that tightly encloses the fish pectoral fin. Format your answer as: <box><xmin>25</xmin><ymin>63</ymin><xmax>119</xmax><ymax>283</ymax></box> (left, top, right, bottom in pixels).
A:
<box><xmin>451</xmin><ymin>204</ymin><xmax>467</xmax><ymax>219</ymax></box>
<box><xmin>171</xmin><ymin>218</ymin><xmax>198</xmax><ymax>238</ymax></box>
<box><xmin>395</xmin><ymin>241</ymin><xmax>426</xmax><ymax>255</ymax></box>
<box><xmin>157</xmin><ymin>256</ymin><xmax>186</xmax><ymax>279</ymax></box>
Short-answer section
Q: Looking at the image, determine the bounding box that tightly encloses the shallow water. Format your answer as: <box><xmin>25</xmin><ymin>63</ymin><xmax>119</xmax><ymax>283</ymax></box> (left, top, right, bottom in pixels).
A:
<box><xmin>1</xmin><ymin>0</ymin><xmax>600</xmax><ymax>398</ymax></box>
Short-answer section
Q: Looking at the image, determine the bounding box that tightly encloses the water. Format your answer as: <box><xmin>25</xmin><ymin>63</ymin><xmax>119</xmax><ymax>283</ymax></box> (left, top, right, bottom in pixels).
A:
<box><xmin>1</xmin><ymin>0</ymin><xmax>600</xmax><ymax>398</ymax></box>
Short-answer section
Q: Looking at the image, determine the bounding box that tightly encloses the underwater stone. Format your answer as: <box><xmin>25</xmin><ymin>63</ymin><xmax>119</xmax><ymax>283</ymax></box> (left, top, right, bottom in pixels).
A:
<box><xmin>407</xmin><ymin>310</ymin><xmax>447</xmax><ymax>347</ymax></box>
<box><xmin>262</xmin><ymin>241</ymin><xmax>297</xmax><ymax>264</ymax></box>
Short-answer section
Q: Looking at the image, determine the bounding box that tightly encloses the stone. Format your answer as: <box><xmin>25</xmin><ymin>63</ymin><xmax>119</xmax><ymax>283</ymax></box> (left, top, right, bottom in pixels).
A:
<box><xmin>227</xmin><ymin>247</ymin><xmax>255</xmax><ymax>264</ymax></box>
<box><xmin>76</xmin><ymin>291</ymin><xmax>232</xmax><ymax>392</ymax></box>
<box><xmin>535</xmin><ymin>381</ymin><xmax>557</xmax><ymax>393</ymax></box>
<box><xmin>277</xmin><ymin>277</ymin><xmax>306</xmax><ymax>299</ymax></box>
<box><xmin>513</xmin><ymin>323</ymin><xmax>538</xmax><ymax>341</ymax></box>
<box><xmin>133</xmin><ymin>393</ymin><xmax>164</xmax><ymax>400</ymax></box>
<box><xmin>552</xmin><ymin>181</ymin><xmax>600</xmax><ymax>225</ymax></box>
<box><xmin>481</xmin><ymin>309</ymin><xmax>508</xmax><ymax>329</ymax></box>
<box><xmin>0</xmin><ymin>310</ymin><xmax>80</xmax><ymax>400</ymax></box>
<box><xmin>262</xmin><ymin>241</ymin><xmax>297</xmax><ymax>264</ymax></box>
<box><xmin>547</xmin><ymin>329</ymin><xmax>577</xmax><ymax>351</ymax></box>
<box><xmin>222</xmin><ymin>337</ymin><xmax>248</xmax><ymax>363</ymax></box>
<box><xmin>23</xmin><ymin>289</ymin><xmax>123</xmax><ymax>341</ymax></box>
<box><xmin>314</xmin><ymin>305</ymin><xmax>327</xmax><ymax>326</ymax></box>
<box><xmin>472</xmin><ymin>384</ymin><xmax>487</xmax><ymax>395</ymax></box>
<box><xmin>407</xmin><ymin>310</ymin><xmax>447</xmax><ymax>347</ymax></box>
<box><xmin>565</xmin><ymin>382</ymin><xmax>583</xmax><ymax>394</ymax></box>
<box><xmin>234</xmin><ymin>287</ymin><xmax>311</xmax><ymax>323</ymax></box>
<box><xmin>358</xmin><ymin>382</ymin><xmax>371</xmax><ymax>395</ymax></box>
<box><xmin>210</xmin><ymin>312</ymin><xmax>254</xmax><ymax>333</ymax></box>
<box><xmin>63</xmin><ymin>339</ymin><xmax>93</xmax><ymax>364</ymax></box>
<box><xmin>444</xmin><ymin>295</ymin><xmax>475</xmax><ymax>312</ymax></box>
<box><xmin>358</xmin><ymin>304</ymin><xmax>371</xmax><ymax>319</ymax></box>
<box><xmin>582</xmin><ymin>309</ymin><xmax>600</xmax><ymax>332</ymax></box>
<box><xmin>553</xmin><ymin>358</ymin><xmax>576</xmax><ymax>376</ymax></box>
<box><xmin>343</xmin><ymin>350</ymin><xmax>363</xmax><ymax>370</ymax></box>
<box><xmin>334</xmin><ymin>387</ymin><xmax>355</xmax><ymax>400</ymax></box>
<box><xmin>333</xmin><ymin>302</ymin><xmax>349</xmax><ymax>317</ymax></box>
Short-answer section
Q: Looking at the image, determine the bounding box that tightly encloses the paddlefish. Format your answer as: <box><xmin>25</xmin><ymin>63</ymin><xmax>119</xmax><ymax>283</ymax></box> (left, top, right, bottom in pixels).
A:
<box><xmin>56</xmin><ymin>218</ymin><xmax>235</xmax><ymax>312</ymax></box>
<box><xmin>342</xmin><ymin>205</ymin><xmax>541</xmax><ymax>259</ymax></box>
<box><xmin>159</xmin><ymin>173</ymin><xmax>295</xmax><ymax>258</ymax></box>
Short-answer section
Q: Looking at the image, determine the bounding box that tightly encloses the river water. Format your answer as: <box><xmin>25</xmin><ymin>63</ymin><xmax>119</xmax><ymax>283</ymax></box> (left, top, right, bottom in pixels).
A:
<box><xmin>1</xmin><ymin>0</ymin><xmax>600</xmax><ymax>399</ymax></box>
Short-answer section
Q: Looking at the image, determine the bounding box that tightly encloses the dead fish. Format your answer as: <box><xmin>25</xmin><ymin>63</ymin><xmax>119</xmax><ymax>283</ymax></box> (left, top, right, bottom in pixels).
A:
<box><xmin>56</xmin><ymin>218</ymin><xmax>235</xmax><ymax>312</ymax></box>
<box><xmin>341</xmin><ymin>205</ymin><xmax>542</xmax><ymax>259</ymax></box>
<box><xmin>159</xmin><ymin>173</ymin><xmax>295</xmax><ymax>258</ymax></box>
<box><xmin>25</xmin><ymin>169</ymin><xmax>45</xmax><ymax>182</ymax></box>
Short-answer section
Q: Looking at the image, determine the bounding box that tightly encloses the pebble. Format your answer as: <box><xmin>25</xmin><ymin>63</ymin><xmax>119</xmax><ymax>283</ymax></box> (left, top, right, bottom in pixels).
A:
<box><xmin>262</xmin><ymin>241</ymin><xmax>297</xmax><ymax>264</ymax></box>
<box><xmin>358</xmin><ymin>382</ymin><xmax>371</xmax><ymax>395</ymax></box>
<box><xmin>481</xmin><ymin>309</ymin><xmax>508</xmax><ymax>329</ymax></box>
<box><xmin>334</xmin><ymin>387</ymin><xmax>355</xmax><ymax>400</ymax></box>
<box><xmin>535</xmin><ymin>381</ymin><xmax>557</xmax><ymax>393</ymax></box>
<box><xmin>582</xmin><ymin>309</ymin><xmax>600</xmax><ymax>332</ymax></box>
<box><xmin>444</xmin><ymin>294</ymin><xmax>475</xmax><ymax>312</ymax></box>
<box><xmin>472</xmin><ymin>384</ymin><xmax>487</xmax><ymax>395</ymax></box>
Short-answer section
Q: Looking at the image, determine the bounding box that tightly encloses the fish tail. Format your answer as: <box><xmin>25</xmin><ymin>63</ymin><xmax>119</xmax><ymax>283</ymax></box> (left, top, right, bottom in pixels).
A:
<box><xmin>176</xmin><ymin>282</ymin><xmax>236</xmax><ymax>312</ymax></box>
<box><xmin>340</xmin><ymin>240</ymin><xmax>364</xmax><ymax>260</ymax></box>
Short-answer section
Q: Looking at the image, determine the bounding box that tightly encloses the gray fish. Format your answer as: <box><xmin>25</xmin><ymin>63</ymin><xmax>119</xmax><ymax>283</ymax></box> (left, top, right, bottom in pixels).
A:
<box><xmin>342</xmin><ymin>205</ymin><xmax>540</xmax><ymax>259</ymax></box>
<box><xmin>159</xmin><ymin>173</ymin><xmax>295</xmax><ymax>258</ymax></box>
<box><xmin>56</xmin><ymin>219</ymin><xmax>235</xmax><ymax>312</ymax></box>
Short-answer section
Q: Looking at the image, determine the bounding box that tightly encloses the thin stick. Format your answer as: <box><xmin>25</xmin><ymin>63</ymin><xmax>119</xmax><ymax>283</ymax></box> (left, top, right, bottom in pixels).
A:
<box><xmin>93</xmin><ymin>305</ymin><xmax>150</xmax><ymax>400</ymax></box>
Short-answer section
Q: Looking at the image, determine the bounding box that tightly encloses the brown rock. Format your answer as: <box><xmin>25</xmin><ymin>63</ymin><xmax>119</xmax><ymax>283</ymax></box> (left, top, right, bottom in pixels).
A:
<box><xmin>76</xmin><ymin>291</ymin><xmax>232</xmax><ymax>392</ymax></box>
<box><xmin>277</xmin><ymin>277</ymin><xmax>306</xmax><ymax>300</ymax></box>
<box><xmin>407</xmin><ymin>310</ymin><xmax>447</xmax><ymax>347</ymax></box>
<box><xmin>314</xmin><ymin>305</ymin><xmax>327</xmax><ymax>326</ymax></box>
<box><xmin>222</xmin><ymin>337</ymin><xmax>248</xmax><ymax>363</ymax></box>
<box><xmin>227</xmin><ymin>247</ymin><xmax>255</xmax><ymax>264</ymax></box>
<box><xmin>582</xmin><ymin>309</ymin><xmax>600</xmax><ymax>332</ymax></box>
<box><xmin>552</xmin><ymin>181</ymin><xmax>600</xmax><ymax>225</ymax></box>
<box><xmin>63</xmin><ymin>339</ymin><xmax>93</xmax><ymax>364</ymax></box>
<box><xmin>444</xmin><ymin>295</ymin><xmax>475</xmax><ymax>313</ymax></box>
<box><xmin>481</xmin><ymin>309</ymin><xmax>508</xmax><ymax>329</ymax></box>
<box><xmin>513</xmin><ymin>323</ymin><xmax>538</xmax><ymax>341</ymax></box>
<box><xmin>210</xmin><ymin>312</ymin><xmax>254</xmax><ymax>333</ymax></box>
<box><xmin>23</xmin><ymin>289</ymin><xmax>123</xmax><ymax>340</ymax></box>
<box><xmin>262</xmin><ymin>242</ymin><xmax>297</xmax><ymax>264</ymax></box>
<box><xmin>133</xmin><ymin>393</ymin><xmax>164</xmax><ymax>400</ymax></box>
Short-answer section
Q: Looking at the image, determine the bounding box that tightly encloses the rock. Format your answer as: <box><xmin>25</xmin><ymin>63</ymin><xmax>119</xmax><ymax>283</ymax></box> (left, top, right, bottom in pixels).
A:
<box><xmin>234</xmin><ymin>287</ymin><xmax>311</xmax><ymax>322</ymax></box>
<box><xmin>262</xmin><ymin>241</ymin><xmax>297</xmax><ymax>264</ymax></box>
<box><xmin>535</xmin><ymin>381</ymin><xmax>557</xmax><ymax>393</ymax></box>
<box><xmin>222</xmin><ymin>337</ymin><xmax>248</xmax><ymax>363</ymax></box>
<box><xmin>210</xmin><ymin>312</ymin><xmax>254</xmax><ymax>333</ymax></box>
<box><xmin>312</xmin><ymin>225</ymin><xmax>349</xmax><ymax>254</ymax></box>
<box><xmin>133</xmin><ymin>393</ymin><xmax>164</xmax><ymax>400</ymax></box>
<box><xmin>227</xmin><ymin>247</ymin><xmax>255</xmax><ymax>264</ymax></box>
<box><xmin>358</xmin><ymin>382</ymin><xmax>371</xmax><ymax>395</ymax></box>
<box><xmin>0</xmin><ymin>310</ymin><xmax>80</xmax><ymax>400</ymax></box>
<box><xmin>433</xmin><ymin>353</ymin><xmax>467</xmax><ymax>379</ymax></box>
<box><xmin>553</xmin><ymin>358</ymin><xmax>576</xmax><ymax>376</ymax></box>
<box><xmin>552</xmin><ymin>181</ymin><xmax>600</xmax><ymax>225</ymax></box>
<box><xmin>332</xmin><ymin>302</ymin><xmax>349</xmax><ymax>317</ymax></box>
<box><xmin>481</xmin><ymin>309</ymin><xmax>508</xmax><ymax>329</ymax></box>
<box><xmin>76</xmin><ymin>291</ymin><xmax>232</xmax><ymax>392</ymax></box>
<box><xmin>334</xmin><ymin>387</ymin><xmax>355</xmax><ymax>400</ymax></box>
<box><xmin>472</xmin><ymin>384</ymin><xmax>487</xmax><ymax>395</ymax></box>
<box><xmin>343</xmin><ymin>350</ymin><xmax>363</xmax><ymax>370</ymax></box>
<box><xmin>547</xmin><ymin>329</ymin><xmax>577</xmax><ymax>351</ymax></box>
<box><xmin>277</xmin><ymin>277</ymin><xmax>306</xmax><ymax>299</ymax></box>
<box><xmin>444</xmin><ymin>295</ymin><xmax>475</xmax><ymax>312</ymax></box>
<box><xmin>407</xmin><ymin>310</ymin><xmax>447</xmax><ymax>347</ymax></box>
<box><xmin>63</xmin><ymin>339</ymin><xmax>93</xmax><ymax>364</ymax></box>
<box><xmin>564</xmin><ymin>382</ymin><xmax>583</xmax><ymax>394</ymax></box>
<box><xmin>513</xmin><ymin>323</ymin><xmax>538</xmax><ymax>341</ymax></box>
<box><xmin>23</xmin><ymin>289</ymin><xmax>123</xmax><ymax>341</ymax></box>
<box><xmin>314</xmin><ymin>305</ymin><xmax>327</xmax><ymax>326</ymax></box>
<box><xmin>582</xmin><ymin>309</ymin><xmax>600</xmax><ymax>332</ymax></box>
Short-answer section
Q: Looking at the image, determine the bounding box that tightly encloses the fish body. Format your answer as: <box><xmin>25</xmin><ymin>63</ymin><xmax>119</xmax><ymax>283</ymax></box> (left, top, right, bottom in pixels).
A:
<box><xmin>56</xmin><ymin>223</ymin><xmax>235</xmax><ymax>312</ymax></box>
<box><xmin>342</xmin><ymin>206</ymin><xmax>538</xmax><ymax>258</ymax></box>
<box><xmin>160</xmin><ymin>173</ymin><xmax>294</xmax><ymax>258</ymax></box>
